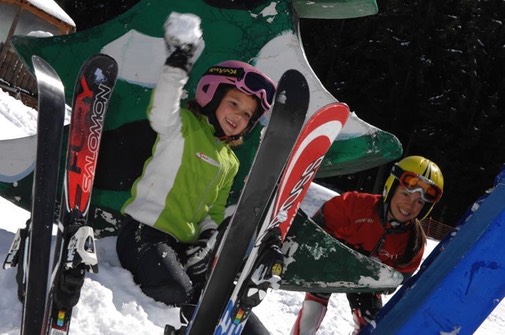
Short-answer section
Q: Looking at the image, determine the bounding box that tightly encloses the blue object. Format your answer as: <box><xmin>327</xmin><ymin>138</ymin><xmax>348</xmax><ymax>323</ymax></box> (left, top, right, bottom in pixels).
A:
<box><xmin>362</xmin><ymin>168</ymin><xmax>505</xmax><ymax>335</ymax></box>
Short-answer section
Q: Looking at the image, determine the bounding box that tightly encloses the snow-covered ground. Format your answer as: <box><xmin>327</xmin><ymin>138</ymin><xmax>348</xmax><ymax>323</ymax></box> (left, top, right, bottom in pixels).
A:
<box><xmin>0</xmin><ymin>88</ymin><xmax>504</xmax><ymax>334</ymax></box>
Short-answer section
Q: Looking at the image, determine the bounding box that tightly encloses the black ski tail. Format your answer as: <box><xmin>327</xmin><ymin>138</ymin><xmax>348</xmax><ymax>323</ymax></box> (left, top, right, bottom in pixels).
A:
<box><xmin>16</xmin><ymin>56</ymin><xmax>66</xmax><ymax>335</ymax></box>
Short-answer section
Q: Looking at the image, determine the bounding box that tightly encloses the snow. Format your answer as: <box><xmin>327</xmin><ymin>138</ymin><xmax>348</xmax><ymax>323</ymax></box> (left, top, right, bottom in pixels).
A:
<box><xmin>0</xmin><ymin>89</ymin><xmax>37</xmax><ymax>138</ymax></box>
<box><xmin>26</xmin><ymin>0</ymin><xmax>75</xmax><ymax>27</ymax></box>
<box><xmin>27</xmin><ymin>31</ymin><xmax>54</xmax><ymax>38</ymax></box>
<box><xmin>0</xmin><ymin>88</ymin><xmax>70</xmax><ymax>139</ymax></box>
<box><xmin>0</xmin><ymin>90</ymin><xmax>504</xmax><ymax>334</ymax></box>
<box><xmin>163</xmin><ymin>12</ymin><xmax>202</xmax><ymax>45</ymax></box>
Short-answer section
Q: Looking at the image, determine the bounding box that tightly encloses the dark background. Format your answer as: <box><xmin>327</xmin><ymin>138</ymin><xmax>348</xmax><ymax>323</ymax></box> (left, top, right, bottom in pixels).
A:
<box><xmin>300</xmin><ymin>0</ymin><xmax>505</xmax><ymax>226</ymax></box>
<box><xmin>56</xmin><ymin>0</ymin><xmax>505</xmax><ymax>226</ymax></box>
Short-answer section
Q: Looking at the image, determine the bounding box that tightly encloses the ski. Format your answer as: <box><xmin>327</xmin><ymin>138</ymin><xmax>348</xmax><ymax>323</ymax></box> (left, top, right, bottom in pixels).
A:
<box><xmin>176</xmin><ymin>69</ymin><xmax>310</xmax><ymax>335</ymax></box>
<box><xmin>5</xmin><ymin>56</ymin><xmax>67</xmax><ymax>335</ymax></box>
<box><xmin>214</xmin><ymin>102</ymin><xmax>350</xmax><ymax>334</ymax></box>
<box><xmin>42</xmin><ymin>53</ymin><xmax>118</xmax><ymax>335</ymax></box>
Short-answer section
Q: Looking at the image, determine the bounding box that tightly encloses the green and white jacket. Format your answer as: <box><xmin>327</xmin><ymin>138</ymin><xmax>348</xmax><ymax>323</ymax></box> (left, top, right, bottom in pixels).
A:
<box><xmin>122</xmin><ymin>65</ymin><xmax>239</xmax><ymax>243</ymax></box>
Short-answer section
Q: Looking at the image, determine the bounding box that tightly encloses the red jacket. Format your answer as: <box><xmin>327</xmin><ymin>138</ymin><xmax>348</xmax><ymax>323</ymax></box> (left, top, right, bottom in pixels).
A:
<box><xmin>319</xmin><ymin>191</ymin><xmax>424</xmax><ymax>276</ymax></box>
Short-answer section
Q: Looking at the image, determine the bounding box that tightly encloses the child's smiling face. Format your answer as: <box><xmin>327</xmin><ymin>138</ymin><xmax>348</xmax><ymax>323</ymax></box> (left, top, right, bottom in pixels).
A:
<box><xmin>215</xmin><ymin>88</ymin><xmax>258</xmax><ymax>137</ymax></box>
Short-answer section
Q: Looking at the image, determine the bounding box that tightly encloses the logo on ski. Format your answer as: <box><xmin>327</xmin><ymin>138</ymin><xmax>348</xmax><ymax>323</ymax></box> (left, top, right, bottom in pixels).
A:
<box><xmin>66</xmin><ymin>78</ymin><xmax>112</xmax><ymax>215</ymax></box>
<box><xmin>256</xmin><ymin>155</ymin><xmax>324</xmax><ymax>246</ymax></box>
<box><xmin>215</xmin><ymin>300</ymin><xmax>244</xmax><ymax>335</ymax></box>
<box><xmin>84</xmin><ymin>83</ymin><xmax>112</xmax><ymax>192</ymax></box>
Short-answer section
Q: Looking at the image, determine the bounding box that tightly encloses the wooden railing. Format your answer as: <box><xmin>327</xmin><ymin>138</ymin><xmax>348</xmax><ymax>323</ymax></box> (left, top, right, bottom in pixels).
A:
<box><xmin>0</xmin><ymin>42</ymin><xmax>37</xmax><ymax>108</ymax></box>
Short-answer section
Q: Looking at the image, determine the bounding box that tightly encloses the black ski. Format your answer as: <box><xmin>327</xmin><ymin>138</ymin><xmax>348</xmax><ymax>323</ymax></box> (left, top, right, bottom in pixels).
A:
<box><xmin>42</xmin><ymin>53</ymin><xmax>118</xmax><ymax>335</ymax></box>
<box><xmin>179</xmin><ymin>69</ymin><xmax>309</xmax><ymax>335</ymax></box>
<box><xmin>6</xmin><ymin>56</ymin><xmax>67</xmax><ymax>335</ymax></box>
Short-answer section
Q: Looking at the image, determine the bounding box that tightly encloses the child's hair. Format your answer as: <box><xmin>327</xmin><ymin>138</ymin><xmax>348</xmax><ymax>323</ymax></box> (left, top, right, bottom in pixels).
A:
<box><xmin>396</xmin><ymin>219</ymin><xmax>427</xmax><ymax>268</ymax></box>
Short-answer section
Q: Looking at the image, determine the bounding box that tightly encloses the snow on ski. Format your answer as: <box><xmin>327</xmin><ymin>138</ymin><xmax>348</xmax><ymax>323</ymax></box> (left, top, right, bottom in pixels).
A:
<box><xmin>10</xmin><ymin>56</ymin><xmax>67</xmax><ymax>335</ymax></box>
<box><xmin>214</xmin><ymin>102</ymin><xmax>350</xmax><ymax>334</ymax></box>
<box><xmin>179</xmin><ymin>69</ymin><xmax>310</xmax><ymax>335</ymax></box>
<box><xmin>43</xmin><ymin>53</ymin><xmax>118</xmax><ymax>335</ymax></box>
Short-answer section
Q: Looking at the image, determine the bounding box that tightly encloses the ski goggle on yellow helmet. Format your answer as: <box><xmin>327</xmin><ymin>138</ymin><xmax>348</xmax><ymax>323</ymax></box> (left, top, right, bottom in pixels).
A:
<box><xmin>392</xmin><ymin>168</ymin><xmax>442</xmax><ymax>203</ymax></box>
<box><xmin>385</xmin><ymin>155</ymin><xmax>444</xmax><ymax>203</ymax></box>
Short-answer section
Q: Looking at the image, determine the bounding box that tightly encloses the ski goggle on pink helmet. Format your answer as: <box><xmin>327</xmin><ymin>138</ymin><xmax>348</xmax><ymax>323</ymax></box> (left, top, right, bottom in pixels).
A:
<box><xmin>195</xmin><ymin>60</ymin><xmax>276</xmax><ymax>115</ymax></box>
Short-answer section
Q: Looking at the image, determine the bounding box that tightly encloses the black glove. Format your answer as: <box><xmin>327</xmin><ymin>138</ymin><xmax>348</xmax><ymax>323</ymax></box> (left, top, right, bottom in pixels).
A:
<box><xmin>185</xmin><ymin>229</ymin><xmax>217</xmax><ymax>277</ymax></box>
<box><xmin>163</xmin><ymin>12</ymin><xmax>205</xmax><ymax>73</ymax></box>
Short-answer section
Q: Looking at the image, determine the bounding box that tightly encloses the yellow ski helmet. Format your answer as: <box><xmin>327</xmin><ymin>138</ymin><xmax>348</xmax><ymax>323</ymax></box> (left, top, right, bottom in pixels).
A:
<box><xmin>383</xmin><ymin>155</ymin><xmax>444</xmax><ymax>220</ymax></box>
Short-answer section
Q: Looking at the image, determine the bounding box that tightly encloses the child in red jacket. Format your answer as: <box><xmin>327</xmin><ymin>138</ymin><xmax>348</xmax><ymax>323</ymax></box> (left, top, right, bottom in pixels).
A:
<box><xmin>291</xmin><ymin>155</ymin><xmax>444</xmax><ymax>335</ymax></box>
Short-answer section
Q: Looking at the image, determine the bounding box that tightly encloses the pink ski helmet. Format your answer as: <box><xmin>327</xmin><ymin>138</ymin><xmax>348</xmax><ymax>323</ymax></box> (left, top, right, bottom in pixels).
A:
<box><xmin>196</xmin><ymin>60</ymin><xmax>276</xmax><ymax>117</ymax></box>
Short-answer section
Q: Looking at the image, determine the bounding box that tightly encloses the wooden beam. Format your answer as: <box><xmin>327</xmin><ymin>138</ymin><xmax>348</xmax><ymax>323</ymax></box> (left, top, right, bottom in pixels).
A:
<box><xmin>0</xmin><ymin>5</ymin><xmax>22</xmax><ymax>60</ymax></box>
<box><xmin>1</xmin><ymin>0</ymin><xmax>75</xmax><ymax>34</ymax></box>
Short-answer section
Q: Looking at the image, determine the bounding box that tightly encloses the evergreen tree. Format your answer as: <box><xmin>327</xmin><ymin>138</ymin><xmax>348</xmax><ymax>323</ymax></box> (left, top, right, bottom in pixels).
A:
<box><xmin>56</xmin><ymin>0</ymin><xmax>140</xmax><ymax>31</ymax></box>
<box><xmin>303</xmin><ymin>0</ymin><xmax>505</xmax><ymax>225</ymax></box>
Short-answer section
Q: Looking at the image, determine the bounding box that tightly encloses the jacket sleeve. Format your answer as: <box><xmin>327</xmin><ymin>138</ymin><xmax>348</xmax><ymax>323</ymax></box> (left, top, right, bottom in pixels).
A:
<box><xmin>147</xmin><ymin>65</ymin><xmax>188</xmax><ymax>135</ymax></box>
<box><xmin>321</xmin><ymin>192</ymin><xmax>359</xmax><ymax>240</ymax></box>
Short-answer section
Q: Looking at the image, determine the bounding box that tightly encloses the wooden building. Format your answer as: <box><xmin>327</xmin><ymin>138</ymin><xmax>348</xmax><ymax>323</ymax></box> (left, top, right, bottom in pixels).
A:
<box><xmin>0</xmin><ymin>0</ymin><xmax>75</xmax><ymax>107</ymax></box>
